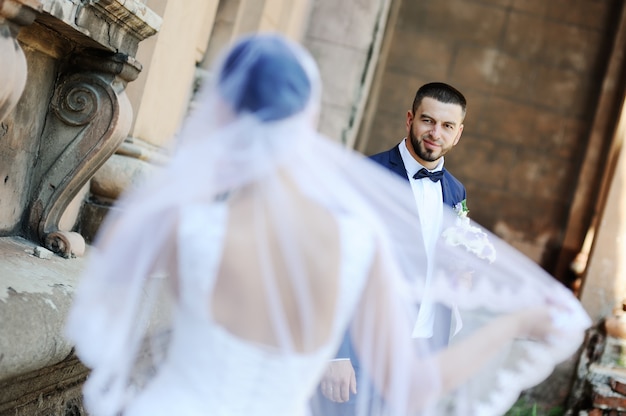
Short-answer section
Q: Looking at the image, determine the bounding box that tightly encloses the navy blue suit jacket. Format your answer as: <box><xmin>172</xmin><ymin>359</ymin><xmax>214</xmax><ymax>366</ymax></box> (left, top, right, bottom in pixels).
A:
<box><xmin>369</xmin><ymin>144</ymin><xmax>466</xmax><ymax>207</ymax></box>
<box><xmin>337</xmin><ymin>144</ymin><xmax>467</xmax><ymax>359</ymax></box>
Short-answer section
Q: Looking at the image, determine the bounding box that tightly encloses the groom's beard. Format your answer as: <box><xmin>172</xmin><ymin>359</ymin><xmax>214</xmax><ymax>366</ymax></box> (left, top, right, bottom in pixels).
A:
<box><xmin>409</xmin><ymin>125</ymin><xmax>444</xmax><ymax>163</ymax></box>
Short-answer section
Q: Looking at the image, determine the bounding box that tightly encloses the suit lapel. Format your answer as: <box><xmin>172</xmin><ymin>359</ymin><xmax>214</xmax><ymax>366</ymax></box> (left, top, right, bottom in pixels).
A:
<box><xmin>441</xmin><ymin>169</ymin><xmax>453</xmax><ymax>207</ymax></box>
<box><xmin>387</xmin><ymin>146</ymin><xmax>410</xmax><ymax>181</ymax></box>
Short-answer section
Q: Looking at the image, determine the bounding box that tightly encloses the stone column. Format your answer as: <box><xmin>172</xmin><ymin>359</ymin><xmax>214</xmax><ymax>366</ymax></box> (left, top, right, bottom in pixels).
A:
<box><xmin>569</xmin><ymin>2</ymin><xmax>626</xmax><ymax>318</ymax></box>
<box><xmin>234</xmin><ymin>0</ymin><xmax>312</xmax><ymax>39</ymax></box>
<box><xmin>0</xmin><ymin>0</ymin><xmax>41</xmax><ymax>123</ymax></box>
<box><xmin>555</xmin><ymin>2</ymin><xmax>626</xmax><ymax>286</ymax></box>
<box><xmin>201</xmin><ymin>0</ymin><xmax>312</xmax><ymax>71</ymax></box>
<box><xmin>82</xmin><ymin>0</ymin><xmax>221</xmax><ymax>241</ymax></box>
<box><xmin>302</xmin><ymin>0</ymin><xmax>392</xmax><ymax>144</ymax></box>
<box><xmin>127</xmin><ymin>0</ymin><xmax>220</xmax><ymax>148</ymax></box>
<box><xmin>579</xmin><ymin>102</ymin><xmax>626</xmax><ymax>321</ymax></box>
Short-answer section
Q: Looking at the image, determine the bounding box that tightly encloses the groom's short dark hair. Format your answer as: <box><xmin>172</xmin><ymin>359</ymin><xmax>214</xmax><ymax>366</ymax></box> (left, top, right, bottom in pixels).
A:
<box><xmin>412</xmin><ymin>82</ymin><xmax>467</xmax><ymax>119</ymax></box>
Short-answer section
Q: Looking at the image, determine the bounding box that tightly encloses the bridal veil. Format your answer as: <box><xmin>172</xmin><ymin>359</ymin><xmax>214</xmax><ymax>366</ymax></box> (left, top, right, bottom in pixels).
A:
<box><xmin>65</xmin><ymin>33</ymin><xmax>591</xmax><ymax>416</ymax></box>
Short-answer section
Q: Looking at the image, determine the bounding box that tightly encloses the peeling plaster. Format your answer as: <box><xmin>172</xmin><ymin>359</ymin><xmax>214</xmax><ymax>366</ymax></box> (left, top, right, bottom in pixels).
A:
<box><xmin>0</xmin><ymin>238</ymin><xmax>85</xmax><ymax>302</ymax></box>
<box><xmin>0</xmin><ymin>238</ymin><xmax>83</xmax><ymax>381</ymax></box>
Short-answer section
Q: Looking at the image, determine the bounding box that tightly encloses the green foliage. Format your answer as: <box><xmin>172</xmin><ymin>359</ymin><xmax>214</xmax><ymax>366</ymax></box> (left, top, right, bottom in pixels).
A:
<box><xmin>504</xmin><ymin>401</ymin><xmax>537</xmax><ymax>416</ymax></box>
<box><xmin>504</xmin><ymin>399</ymin><xmax>565</xmax><ymax>416</ymax></box>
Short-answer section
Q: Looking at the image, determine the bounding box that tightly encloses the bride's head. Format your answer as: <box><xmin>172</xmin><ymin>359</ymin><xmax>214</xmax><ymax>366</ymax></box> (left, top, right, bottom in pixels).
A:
<box><xmin>218</xmin><ymin>35</ymin><xmax>313</xmax><ymax>121</ymax></box>
<box><xmin>168</xmin><ymin>34</ymin><xmax>323</xmax><ymax>193</ymax></box>
<box><xmin>206</xmin><ymin>34</ymin><xmax>321</xmax><ymax>129</ymax></box>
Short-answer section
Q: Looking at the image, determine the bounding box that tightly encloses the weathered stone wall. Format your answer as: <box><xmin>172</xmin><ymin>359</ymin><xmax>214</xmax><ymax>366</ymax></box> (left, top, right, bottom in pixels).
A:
<box><xmin>359</xmin><ymin>0</ymin><xmax>622</xmax><ymax>275</ymax></box>
<box><xmin>0</xmin><ymin>1</ymin><xmax>161</xmax><ymax>414</ymax></box>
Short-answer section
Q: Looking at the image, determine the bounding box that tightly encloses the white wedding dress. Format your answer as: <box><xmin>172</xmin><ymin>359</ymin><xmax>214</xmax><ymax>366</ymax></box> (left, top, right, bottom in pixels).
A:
<box><xmin>124</xmin><ymin>202</ymin><xmax>376</xmax><ymax>416</ymax></box>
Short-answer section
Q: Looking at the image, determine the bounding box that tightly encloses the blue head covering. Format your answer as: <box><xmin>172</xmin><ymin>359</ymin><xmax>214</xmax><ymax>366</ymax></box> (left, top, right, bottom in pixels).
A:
<box><xmin>218</xmin><ymin>34</ymin><xmax>312</xmax><ymax>122</ymax></box>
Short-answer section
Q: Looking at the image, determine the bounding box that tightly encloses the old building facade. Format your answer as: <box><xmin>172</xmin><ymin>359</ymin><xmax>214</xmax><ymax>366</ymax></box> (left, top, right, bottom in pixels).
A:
<box><xmin>1</xmin><ymin>0</ymin><xmax>625</xmax><ymax>414</ymax></box>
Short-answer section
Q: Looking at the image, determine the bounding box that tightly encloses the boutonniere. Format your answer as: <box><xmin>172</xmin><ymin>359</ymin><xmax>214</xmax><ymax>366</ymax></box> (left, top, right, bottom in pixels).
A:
<box><xmin>453</xmin><ymin>199</ymin><xmax>469</xmax><ymax>219</ymax></box>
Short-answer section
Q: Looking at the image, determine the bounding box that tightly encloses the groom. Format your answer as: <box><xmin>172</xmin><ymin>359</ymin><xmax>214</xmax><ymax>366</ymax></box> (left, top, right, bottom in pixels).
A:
<box><xmin>313</xmin><ymin>82</ymin><xmax>468</xmax><ymax>415</ymax></box>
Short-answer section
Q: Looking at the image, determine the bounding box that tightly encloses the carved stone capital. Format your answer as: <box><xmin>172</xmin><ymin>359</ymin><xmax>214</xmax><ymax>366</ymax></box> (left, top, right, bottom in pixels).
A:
<box><xmin>27</xmin><ymin>51</ymin><xmax>138</xmax><ymax>257</ymax></box>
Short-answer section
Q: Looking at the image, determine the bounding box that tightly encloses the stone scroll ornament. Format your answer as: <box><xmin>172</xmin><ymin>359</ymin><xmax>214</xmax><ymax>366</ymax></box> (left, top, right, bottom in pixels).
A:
<box><xmin>27</xmin><ymin>52</ymin><xmax>140</xmax><ymax>258</ymax></box>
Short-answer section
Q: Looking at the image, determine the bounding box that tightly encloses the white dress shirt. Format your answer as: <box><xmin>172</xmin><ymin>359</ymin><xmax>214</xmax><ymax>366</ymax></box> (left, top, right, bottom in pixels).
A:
<box><xmin>398</xmin><ymin>138</ymin><xmax>444</xmax><ymax>257</ymax></box>
<box><xmin>398</xmin><ymin>139</ymin><xmax>447</xmax><ymax>339</ymax></box>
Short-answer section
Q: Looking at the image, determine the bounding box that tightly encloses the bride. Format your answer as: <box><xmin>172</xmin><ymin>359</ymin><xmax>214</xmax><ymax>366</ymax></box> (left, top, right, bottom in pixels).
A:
<box><xmin>65</xmin><ymin>33</ymin><xmax>590</xmax><ymax>416</ymax></box>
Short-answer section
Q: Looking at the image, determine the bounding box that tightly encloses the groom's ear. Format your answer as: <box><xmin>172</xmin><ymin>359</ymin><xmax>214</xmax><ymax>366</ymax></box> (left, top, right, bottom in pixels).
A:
<box><xmin>406</xmin><ymin>111</ymin><xmax>414</xmax><ymax>132</ymax></box>
<box><xmin>453</xmin><ymin>124</ymin><xmax>464</xmax><ymax>146</ymax></box>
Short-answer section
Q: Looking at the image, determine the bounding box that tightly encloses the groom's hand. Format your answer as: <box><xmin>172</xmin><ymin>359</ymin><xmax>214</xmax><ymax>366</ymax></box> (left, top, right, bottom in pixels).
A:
<box><xmin>320</xmin><ymin>360</ymin><xmax>357</xmax><ymax>403</ymax></box>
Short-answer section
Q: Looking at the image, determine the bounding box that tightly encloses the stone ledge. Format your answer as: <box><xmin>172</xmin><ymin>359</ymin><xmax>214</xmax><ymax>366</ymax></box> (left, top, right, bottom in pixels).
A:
<box><xmin>0</xmin><ymin>236</ymin><xmax>86</xmax><ymax>382</ymax></box>
<box><xmin>0</xmin><ymin>353</ymin><xmax>87</xmax><ymax>415</ymax></box>
<box><xmin>40</xmin><ymin>0</ymin><xmax>161</xmax><ymax>52</ymax></box>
